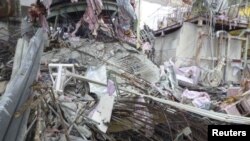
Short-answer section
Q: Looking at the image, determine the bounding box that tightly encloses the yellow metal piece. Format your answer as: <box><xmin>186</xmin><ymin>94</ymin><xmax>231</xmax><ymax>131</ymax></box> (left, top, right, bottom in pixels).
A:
<box><xmin>223</xmin><ymin>96</ymin><xmax>240</xmax><ymax>105</ymax></box>
<box><xmin>229</xmin><ymin>29</ymin><xmax>243</xmax><ymax>36</ymax></box>
<box><xmin>239</xmin><ymin>6</ymin><xmax>250</xmax><ymax>17</ymax></box>
<box><xmin>230</xmin><ymin>6</ymin><xmax>250</xmax><ymax>36</ymax></box>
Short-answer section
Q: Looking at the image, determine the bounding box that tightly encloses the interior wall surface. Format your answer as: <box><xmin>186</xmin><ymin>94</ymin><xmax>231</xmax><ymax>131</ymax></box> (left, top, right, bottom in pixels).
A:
<box><xmin>154</xmin><ymin>28</ymin><xmax>180</xmax><ymax>65</ymax></box>
<box><xmin>154</xmin><ymin>22</ymin><xmax>243</xmax><ymax>82</ymax></box>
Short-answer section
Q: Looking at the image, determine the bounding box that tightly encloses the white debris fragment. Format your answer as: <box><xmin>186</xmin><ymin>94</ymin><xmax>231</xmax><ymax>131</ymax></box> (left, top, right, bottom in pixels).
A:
<box><xmin>181</xmin><ymin>89</ymin><xmax>211</xmax><ymax>109</ymax></box>
<box><xmin>85</xmin><ymin>66</ymin><xmax>107</xmax><ymax>96</ymax></box>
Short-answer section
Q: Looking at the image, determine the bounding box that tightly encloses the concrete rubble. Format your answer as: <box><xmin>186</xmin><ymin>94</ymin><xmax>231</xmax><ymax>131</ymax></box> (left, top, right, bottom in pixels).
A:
<box><xmin>1</xmin><ymin>0</ymin><xmax>250</xmax><ymax>141</ymax></box>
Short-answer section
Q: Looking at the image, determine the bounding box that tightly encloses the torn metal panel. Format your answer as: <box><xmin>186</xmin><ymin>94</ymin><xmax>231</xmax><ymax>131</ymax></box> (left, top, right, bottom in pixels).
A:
<box><xmin>48</xmin><ymin>0</ymin><xmax>118</xmax><ymax>20</ymax></box>
<box><xmin>85</xmin><ymin>65</ymin><xmax>107</xmax><ymax>96</ymax></box>
<box><xmin>82</xmin><ymin>0</ymin><xmax>103</xmax><ymax>36</ymax></box>
<box><xmin>0</xmin><ymin>28</ymin><xmax>46</xmax><ymax>141</ymax></box>
<box><xmin>91</xmin><ymin>94</ymin><xmax>115</xmax><ymax>133</ymax></box>
<box><xmin>11</xmin><ymin>38</ymin><xmax>29</xmax><ymax>79</ymax></box>
<box><xmin>117</xmin><ymin>0</ymin><xmax>137</xmax><ymax>31</ymax></box>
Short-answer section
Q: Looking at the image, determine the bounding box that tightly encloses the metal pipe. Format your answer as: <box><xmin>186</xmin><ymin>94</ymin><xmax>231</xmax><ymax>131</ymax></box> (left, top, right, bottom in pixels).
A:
<box><xmin>67</xmin><ymin>72</ymin><xmax>250</xmax><ymax>124</ymax></box>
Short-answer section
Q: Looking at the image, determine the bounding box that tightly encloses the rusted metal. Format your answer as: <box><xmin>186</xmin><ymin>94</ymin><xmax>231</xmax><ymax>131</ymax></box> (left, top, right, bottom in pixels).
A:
<box><xmin>0</xmin><ymin>0</ymin><xmax>15</xmax><ymax>18</ymax></box>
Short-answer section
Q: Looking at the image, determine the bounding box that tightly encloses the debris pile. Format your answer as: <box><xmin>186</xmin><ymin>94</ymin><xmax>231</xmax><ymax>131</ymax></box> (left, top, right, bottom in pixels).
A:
<box><xmin>1</xmin><ymin>0</ymin><xmax>250</xmax><ymax>141</ymax></box>
<box><xmin>0</xmin><ymin>39</ymin><xmax>13</xmax><ymax>81</ymax></box>
<box><xmin>15</xmin><ymin>32</ymin><xmax>250</xmax><ymax>141</ymax></box>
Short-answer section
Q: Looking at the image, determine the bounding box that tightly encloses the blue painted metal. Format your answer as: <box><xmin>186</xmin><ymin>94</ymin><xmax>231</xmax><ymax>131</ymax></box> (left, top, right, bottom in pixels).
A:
<box><xmin>0</xmin><ymin>28</ymin><xmax>46</xmax><ymax>141</ymax></box>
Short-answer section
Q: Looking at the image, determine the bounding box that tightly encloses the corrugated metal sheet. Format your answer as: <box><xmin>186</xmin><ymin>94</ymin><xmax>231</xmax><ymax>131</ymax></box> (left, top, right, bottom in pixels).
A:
<box><xmin>0</xmin><ymin>28</ymin><xmax>46</xmax><ymax>141</ymax></box>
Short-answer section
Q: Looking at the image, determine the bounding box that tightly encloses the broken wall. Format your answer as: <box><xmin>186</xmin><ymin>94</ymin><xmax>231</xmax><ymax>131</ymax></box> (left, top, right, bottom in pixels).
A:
<box><xmin>154</xmin><ymin>28</ymin><xmax>180</xmax><ymax>65</ymax></box>
<box><xmin>154</xmin><ymin>22</ymin><xmax>244</xmax><ymax>83</ymax></box>
<box><xmin>154</xmin><ymin>22</ymin><xmax>213</xmax><ymax>67</ymax></box>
